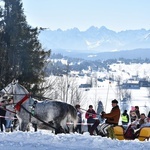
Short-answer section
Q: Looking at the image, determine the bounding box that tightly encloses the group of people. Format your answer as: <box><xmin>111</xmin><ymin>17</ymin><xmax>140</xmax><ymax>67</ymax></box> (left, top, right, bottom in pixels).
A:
<box><xmin>0</xmin><ymin>96</ymin><xmax>16</xmax><ymax>132</ymax></box>
<box><xmin>121</xmin><ymin>106</ymin><xmax>150</xmax><ymax>139</ymax></box>
<box><xmin>74</xmin><ymin>99</ymin><xmax>121</xmax><ymax>136</ymax></box>
<box><xmin>74</xmin><ymin>100</ymin><xmax>150</xmax><ymax>138</ymax></box>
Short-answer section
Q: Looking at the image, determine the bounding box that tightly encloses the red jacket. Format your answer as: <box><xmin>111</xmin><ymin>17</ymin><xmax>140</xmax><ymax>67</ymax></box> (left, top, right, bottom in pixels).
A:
<box><xmin>85</xmin><ymin>109</ymin><xmax>96</xmax><ymax>119</ymax></box>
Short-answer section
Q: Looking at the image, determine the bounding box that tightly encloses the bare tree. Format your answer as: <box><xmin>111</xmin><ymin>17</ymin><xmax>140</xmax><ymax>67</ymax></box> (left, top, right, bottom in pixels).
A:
<box><xmin>39</xmin><ymin>76</ymin><xmax>59</xmax><ymax>100</ymax></box>
<box><xmin>115</xmin><ymin>75</ymin><xmax>123</xmax><ymax>101</ymax></box>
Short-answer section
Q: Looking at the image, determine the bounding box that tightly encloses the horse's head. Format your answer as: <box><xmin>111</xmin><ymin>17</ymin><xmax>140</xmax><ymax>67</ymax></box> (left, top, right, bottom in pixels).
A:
<box><xmin>0</xmin><ymin>79</ymin><xmax>29</xmax><ymax>103</ymax></box>
<box><xmin>0</xmin><ymin>79</ymin><xmax>19</xmax><ymax>101</ymax></box>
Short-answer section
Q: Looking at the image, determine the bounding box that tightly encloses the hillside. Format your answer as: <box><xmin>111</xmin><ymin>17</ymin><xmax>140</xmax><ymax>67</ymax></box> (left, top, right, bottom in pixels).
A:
<box><xmin>44</xmin><ymin>62</ymin><xmax>150</xmax><ymax>116</ymax></box>
<box><xmin>51</xmin><ymin>48</ymin><xmax>150</xmax><ymax>60</ymax></box>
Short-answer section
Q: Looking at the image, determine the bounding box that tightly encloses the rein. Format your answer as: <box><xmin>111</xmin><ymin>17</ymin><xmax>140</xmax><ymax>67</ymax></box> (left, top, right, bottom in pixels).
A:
<box><xmin>4</xmin><ymin>93</ymin><xmax>53</xmax><ymax>101</ymax></box>
<box><xmin>80</xmin><ymin>108</ymin><xmax>101</xmax><ymax>116</ymax></box>
<box><xmin>13</xmin><ymin>94</ymin><xmax>57</xmax><ymax>130</ymax></box>
<box><xmin>0</xmin><ymin>106</ymin><xmax>16</xmax><ymax>114</ymax></box>
<box><xmin>1</xmin><ymin>82</ymin><xmax>58</xmax><ymax>131</ymax></box>
<box><xmin>21</xmin><ymin>105</ymin><xmax>57</xmax><ymax>130</ymax></box>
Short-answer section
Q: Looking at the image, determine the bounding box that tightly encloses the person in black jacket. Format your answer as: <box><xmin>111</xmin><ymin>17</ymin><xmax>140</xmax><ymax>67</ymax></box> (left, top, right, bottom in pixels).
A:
<box><xmin>74</xmin><ymin>104</ymin><xmax>82</xmax><ymax>133</ymax></box>
<box><xmin>0</xmin><ymin>101</ymin><xmax>6</xmax><ymax>132</ymax></box>
<box><xmin>135</xmin><ymin>106</ymin><xmax>140</xmax><ymax>119</ymax></box>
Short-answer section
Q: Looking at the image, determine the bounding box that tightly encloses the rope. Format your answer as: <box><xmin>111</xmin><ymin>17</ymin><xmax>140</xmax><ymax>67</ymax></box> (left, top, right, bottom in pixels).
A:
<box><xmin>67</xmin><ymin>122</ymin><xmax>100</xmax><ymax>125</ymax></box>
<box><xmin>1</xmin><ymin>93</ymin><xmax>53</xmax><ymax>101</ymax></box>
<box><xmin>80</xmin><ymin>108</ymin><xmax>101</xmax><ymax>116</ymax></box>
<box><xmin>0</xmin><ymin>106</ymin><xmax>16</xmax><ymax>114</ymax></box>
<box><xmin>21</xmin><ymin>105</ymin><xmax>57</xmax><ymax>130</ymax></box>
<box><xmin>0</xmin><ymin>115</ymin><xmax>17</xmax><ymax>120</ymax></box>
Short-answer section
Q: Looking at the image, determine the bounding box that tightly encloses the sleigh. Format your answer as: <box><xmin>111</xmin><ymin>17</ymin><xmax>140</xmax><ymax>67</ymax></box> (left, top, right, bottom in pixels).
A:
<box><xmin>112</xmin><ymin>126</ymin><xmax>150</xmax><ymax>141</ymax></box>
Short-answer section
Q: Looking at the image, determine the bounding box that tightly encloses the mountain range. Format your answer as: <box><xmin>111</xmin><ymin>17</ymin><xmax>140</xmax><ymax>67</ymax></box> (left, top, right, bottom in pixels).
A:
<box><xmin>38</xmin><ymin>26</ymin><xmax>150</xmax><ymax>60</ymax></box>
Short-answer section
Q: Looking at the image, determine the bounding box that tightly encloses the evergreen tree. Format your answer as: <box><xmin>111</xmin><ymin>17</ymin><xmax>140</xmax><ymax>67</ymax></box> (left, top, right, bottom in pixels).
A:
<box><xmin>0</xmin><ymin>0</ymin><xmax>50</xmax><ymax>93</ymax></box>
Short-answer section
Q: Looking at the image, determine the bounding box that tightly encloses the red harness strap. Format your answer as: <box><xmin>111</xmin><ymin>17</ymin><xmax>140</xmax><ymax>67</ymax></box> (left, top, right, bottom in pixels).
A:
<box><xmin>14</xmin><ymin>94</ymin><xmax>30</xmax><ymax>111</ymax></box>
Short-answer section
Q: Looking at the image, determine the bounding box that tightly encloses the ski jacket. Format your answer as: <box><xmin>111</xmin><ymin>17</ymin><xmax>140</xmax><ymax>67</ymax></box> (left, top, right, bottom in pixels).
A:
<box><xmin>121</xmin><ymin>113</ymin><xmax>129</xmax><ymax>123</ymax></box>
<box><xmin>5</xmin><ymin>105</ymin><xmax>14</xmax><ymax>119</ymax></box>
<box><xmin>77</xmin><ymin>110</ymin><xmax>82</xmax><ymax>123</ymax></box>
<box><xmin>102</xmin><ymin>105</ymin><xmax>120</xmax><ymax>125</ymax></box>
<box><xmin>85</xmin><ymin>109</ymin><xmax>96</xmax><ymax>119</ymax></box>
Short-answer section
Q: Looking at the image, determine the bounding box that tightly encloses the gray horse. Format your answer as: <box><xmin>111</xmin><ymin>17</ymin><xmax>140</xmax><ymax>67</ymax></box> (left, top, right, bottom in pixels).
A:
<box><xmin>0</xmin><ymin>80</ymin><xmax>77</xmax><ymax>134</ymax></box>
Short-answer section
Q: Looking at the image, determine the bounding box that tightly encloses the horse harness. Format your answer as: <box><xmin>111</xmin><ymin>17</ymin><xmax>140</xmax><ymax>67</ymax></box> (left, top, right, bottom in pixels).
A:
<box><xmin>1</xmin><ymin>93</ymin><xmax>57</xmax><ymax>130</ymax></box>
<box><xmin>17</xmin><ymin>95</ymin><xmax>57</xmax><ymax>130</ymax></box>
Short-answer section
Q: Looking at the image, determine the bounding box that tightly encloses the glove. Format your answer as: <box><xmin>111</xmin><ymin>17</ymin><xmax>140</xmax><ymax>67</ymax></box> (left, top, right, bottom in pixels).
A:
<box><xmin>101</xmin><ymin>111</ymin><xmax>105</xmax><ymax>114</ymax></box>
<box><xmin>89</xmin><ymin>114</ymin><xmax>92</xmax><ymax>117</ymax></box>
<box><xmin>101</xmin><ymin>111</ymin><xmax>105</xmax><ymax>118</ymax></box>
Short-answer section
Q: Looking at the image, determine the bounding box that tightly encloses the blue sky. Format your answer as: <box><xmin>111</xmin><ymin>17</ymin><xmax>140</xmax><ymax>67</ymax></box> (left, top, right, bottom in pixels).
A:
<box><xmin>22</xmin><ymin>0</ymin><xmax>150</xmax><ymax>31</ymax></box>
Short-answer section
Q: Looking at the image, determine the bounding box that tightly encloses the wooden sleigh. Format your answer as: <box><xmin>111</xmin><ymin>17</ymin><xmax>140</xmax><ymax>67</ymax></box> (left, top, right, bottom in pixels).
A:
<box><xmin>112</xmin><ymin>126</ymin><xmax>150</xmax><ymax>141</ymax></box>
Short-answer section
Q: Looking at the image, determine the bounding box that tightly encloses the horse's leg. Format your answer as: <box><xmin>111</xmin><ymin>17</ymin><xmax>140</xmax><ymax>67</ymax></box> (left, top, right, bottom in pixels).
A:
<box><xmin>20</xmin><ymin>121</ymin><xmax>29</xmax><ymax>131</ymax></box>
<box><xmin>55</xmin><ymin>125</ymin><xmax>64</xmax><ymax>134</ymax></box>
<box><xmin>54</xmin><ymin>120</ymin><xmax>65</xmax><ymax>134</ymax></box>
<box><xmin>60</xmin><ymin>117</ymin><xmax>70</xmax><ymax>133</ymax></box>
<box><xmin>32</xmin><ymin>123</ymin><xmax>37</xmax><ymax>132</ymax></box>
<box><xmin>64</xmin><ymin>125</ymin><xmax>70</xmax><ymax>133</ymax></box>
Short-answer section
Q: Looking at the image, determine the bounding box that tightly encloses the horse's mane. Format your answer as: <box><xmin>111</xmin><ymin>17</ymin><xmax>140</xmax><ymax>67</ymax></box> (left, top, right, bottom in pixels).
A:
<box><xmin>16</xmin><ymin>83</ymin><xmax>29</xmax><ymax>94</ymax></box>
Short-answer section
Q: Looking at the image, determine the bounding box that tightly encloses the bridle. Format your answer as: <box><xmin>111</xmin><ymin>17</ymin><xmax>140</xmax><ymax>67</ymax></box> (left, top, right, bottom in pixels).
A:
<box><xmin>0</xmin><ymin>82</ymin><xmax>30</xmax><ymax>111</ymax></box>
<box><xmin>0</xmin><ymin>82</ymin><xmax>15</xmax><ymax>98</ymax></box>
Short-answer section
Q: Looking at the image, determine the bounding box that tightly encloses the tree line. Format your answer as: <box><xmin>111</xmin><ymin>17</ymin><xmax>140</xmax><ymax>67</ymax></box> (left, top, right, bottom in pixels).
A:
<box><xmin>47</xmin><ymin>53</ymin><xmax>150</xmax><ymax>76</ymax></box>
<box><xmin>0</xmin><ymin>0</ymin><xmax>50</xmax><ymax>94</ymax></box>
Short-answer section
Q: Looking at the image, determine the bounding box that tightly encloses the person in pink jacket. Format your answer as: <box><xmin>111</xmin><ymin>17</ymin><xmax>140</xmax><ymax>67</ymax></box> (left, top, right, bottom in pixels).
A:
<box><xmin>85</xmin><ymin>105</ymin><xmax>99</xmax><ymax>134</ymax></box>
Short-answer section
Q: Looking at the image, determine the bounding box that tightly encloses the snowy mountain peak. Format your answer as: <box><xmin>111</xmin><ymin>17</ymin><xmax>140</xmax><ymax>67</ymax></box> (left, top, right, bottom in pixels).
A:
<box><xmin>39</xmin><ymin>26</ymin><xmax>150</xmax><ymax>53</ymax></box>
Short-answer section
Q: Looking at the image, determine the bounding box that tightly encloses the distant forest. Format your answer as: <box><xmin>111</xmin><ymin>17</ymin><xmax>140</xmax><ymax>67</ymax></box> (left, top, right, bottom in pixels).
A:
<box><xmin>45</xmin><ymin>53</ymin><xmax>150</xmax><ymax>76</ymax></box>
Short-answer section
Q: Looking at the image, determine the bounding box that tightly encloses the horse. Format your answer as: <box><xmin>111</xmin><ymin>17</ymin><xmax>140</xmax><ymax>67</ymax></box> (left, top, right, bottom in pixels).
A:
<box><xmin>0</xmin><ymin>80</ymin><xmax>78</xmax><ymax>134</ymax></box>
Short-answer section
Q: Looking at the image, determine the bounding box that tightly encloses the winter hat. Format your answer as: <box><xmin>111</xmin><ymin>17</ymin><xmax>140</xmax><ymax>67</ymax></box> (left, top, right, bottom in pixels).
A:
<box><xmin>112</xmin><ymin>99</ymin><xmax>118</xmax><ymax>104</ymax></box>
<box><xmin>124</xmin><ymin>110</ymin><xmax>127</xmax><ymax>113</ymax></box>
<box><xmin>89</xmin><ymin>105</ymin><xmax>93</xmax><ymax>108</ymax></box>
<box><xmin>75</xmin><ymin>104</ymin><xmax>80</xmax><ymax>109</ymax></box>
<box><xmin>135</xmin><ymin>106</ymin><xmax>139</xmax><ymax>109</ymax></box>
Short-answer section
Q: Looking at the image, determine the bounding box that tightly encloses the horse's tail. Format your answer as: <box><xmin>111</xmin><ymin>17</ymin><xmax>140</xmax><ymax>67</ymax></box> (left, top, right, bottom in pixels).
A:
<box><xmin>67</xmin><ymin>104</ymin><xmax>78</xmax><ymax>128</ymax></box>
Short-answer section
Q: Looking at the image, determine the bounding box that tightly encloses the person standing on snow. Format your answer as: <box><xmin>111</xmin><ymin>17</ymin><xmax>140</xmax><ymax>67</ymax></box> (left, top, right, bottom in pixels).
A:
<box><xmin>85</xmin><ymin>105</ymin><xmax>99</xmax><ymax>135</ymax></box>
<box><xmin>5</xmin><ymin>97</ymin><xmax>15</xmax><ymax>132</ymax></box>
<box><xmin>0</xmin><ymin>101</ymin><xmax>6</xmax><ymax>132</ymax></box>
<box><xmin>121</xmin><ymin>110</ymin><xmax>129</xmax><ymax>126</ymax></box>
<box><xmin>134</xmin><ymin>106</ymin><xmax>140</xmax><ymax>119</ymax></box>
<box><xmin>74</xmin><ymin>104</ymin><xmax>83</xmax><ymax>134</ymax></box>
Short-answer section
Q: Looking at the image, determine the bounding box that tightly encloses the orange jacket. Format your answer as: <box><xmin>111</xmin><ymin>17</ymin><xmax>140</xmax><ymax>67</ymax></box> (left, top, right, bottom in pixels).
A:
<box><xmin>102</xmin><ymin>105</ymin><xmax>120</xmax><ymax>125</ymax></box>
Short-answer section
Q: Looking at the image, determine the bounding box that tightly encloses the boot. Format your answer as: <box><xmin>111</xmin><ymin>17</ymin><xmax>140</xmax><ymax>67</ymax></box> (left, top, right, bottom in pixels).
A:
<box><xmin>5</xmin><ymin>128</ymin><xmax>10</xmax><ymax>132</ymax></box>
<box><xmin>99</xmin><ymin>131</ymin><xmax>106</xmax><ymax>137</ymax></box>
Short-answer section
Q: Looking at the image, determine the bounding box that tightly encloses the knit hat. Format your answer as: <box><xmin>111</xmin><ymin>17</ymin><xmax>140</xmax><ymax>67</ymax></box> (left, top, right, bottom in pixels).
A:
<box><xmin>135</xmin><ymin>106</ymin><xmax>139</xmax><ymax>109</ymax></box>
<box><xmin>124</xmin><ymin>110</ymin><xmax>127</xmax><ymax>113</ymax></box>
<box><xmin>112</xmin><ymin>99</ymin><xmax>118</xmax><ymax>104</ymax></box>
<box><xmin>89</xmin><ymin>105</ymin><xmax>93</xmax><ymax>108</ymax></box>
<box><xmin>75</xmin><ymin>104</ymin><xmax>80</xmax><ymax>109</ymax></box>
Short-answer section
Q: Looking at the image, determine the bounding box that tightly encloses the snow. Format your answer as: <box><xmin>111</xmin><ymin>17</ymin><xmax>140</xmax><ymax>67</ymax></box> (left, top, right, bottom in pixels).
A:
<box><xmin>0</xmin><ymin>130</ymin><xmax>150</xmax><ymax>150</ymax></box>
<box><xmin>1</xmin><ymin>63</ymin><xmax>150</xmax><ymax>149</ymax></box>
<box><xmin>0</xmin><ymin>85</ymin><xmax>150</xmax><ymax>150</ymax></box>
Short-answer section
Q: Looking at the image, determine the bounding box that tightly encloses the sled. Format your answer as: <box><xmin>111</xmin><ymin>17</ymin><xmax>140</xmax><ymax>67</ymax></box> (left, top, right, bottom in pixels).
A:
<box><xmin>113</xmin><ymin>126</ymin><xmax>150</xmax><ymax>141</ymax></box>
<box><xmin>113</xmin><ymin>126</ymin><xmax>124</xmax><ymax>140</ymax></box>
<box><xmin>138</xmin><ymin>127</ymin><xmax>150</xmax><ymax>141</ymax></box>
